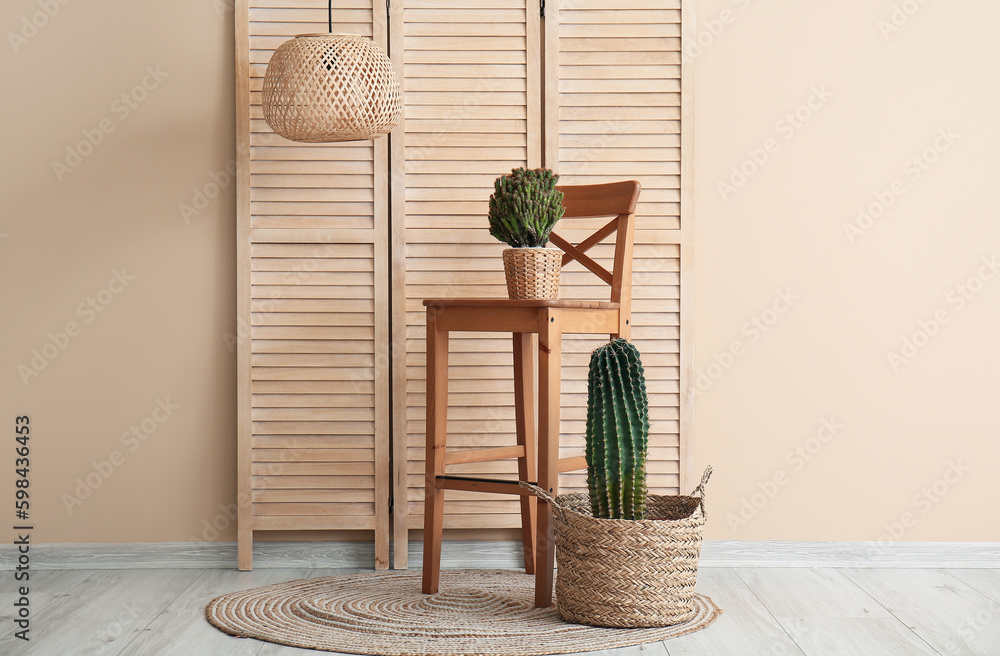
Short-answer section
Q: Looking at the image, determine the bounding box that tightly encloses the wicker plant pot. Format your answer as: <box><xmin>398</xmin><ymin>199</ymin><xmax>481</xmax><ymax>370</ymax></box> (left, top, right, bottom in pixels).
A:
<box><xmin>502</xmin><ymin>247</ymin><xmax>562</xmax><ymax>300</ymax></box>
<box><xmin>523</xmin><ymin>467</ymin><xmax>712</xmax><ymax>628</ymax></box>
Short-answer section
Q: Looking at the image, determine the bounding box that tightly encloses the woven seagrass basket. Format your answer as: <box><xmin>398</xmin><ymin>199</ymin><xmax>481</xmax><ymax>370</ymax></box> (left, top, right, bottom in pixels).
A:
<box><xmin>502</xmin><ymin>247</ymin><xmax>562</xmax><ymax>300</ymax></box>
<box><xmin>524</xmin><ymin>466</ymin><xmax>712</xmax><ymax>628</ymax></box>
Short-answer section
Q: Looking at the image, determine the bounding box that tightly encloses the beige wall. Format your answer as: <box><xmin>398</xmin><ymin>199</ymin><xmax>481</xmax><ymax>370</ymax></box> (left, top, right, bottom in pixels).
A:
<box><xmin>692</xmin><ymin>0</ymin><xmax>999</xmax><ymax>541</ymax></box>
<box><xmin>1</xmin><ymin>0</ymin><xmax>240</xmax><ymax>543</ymax></box>
<box><xmin>1</xmin><ymin>0</ymin><xmax>996</xmax><ymax>545</ymax></box>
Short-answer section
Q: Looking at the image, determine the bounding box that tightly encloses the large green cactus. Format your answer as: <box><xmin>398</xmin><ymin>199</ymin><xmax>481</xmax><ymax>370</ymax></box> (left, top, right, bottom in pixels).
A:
<box><xmin>586</xmin><ymin>338</ymin><xmax>650</xmax><ymax>520</ymax></box>
<box><xmin>488</xmin><ymin>168</ymin><xmax>565</xmax><ymax>248</ymax></box>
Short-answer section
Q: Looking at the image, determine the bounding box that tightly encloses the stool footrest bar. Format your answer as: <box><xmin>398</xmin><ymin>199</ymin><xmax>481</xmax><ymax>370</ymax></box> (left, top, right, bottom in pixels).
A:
<box><xmin>436</xmin><ymin>475</ymin><xmax>539</xmax><ymax>496</ymax></box>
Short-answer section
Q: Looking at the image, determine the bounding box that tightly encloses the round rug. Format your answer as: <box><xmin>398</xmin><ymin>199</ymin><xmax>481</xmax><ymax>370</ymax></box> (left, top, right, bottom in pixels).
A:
<box><xmin>206</xmin><ymin>569</ymin><xmax>721</xmax><ymax>655</ymax></box>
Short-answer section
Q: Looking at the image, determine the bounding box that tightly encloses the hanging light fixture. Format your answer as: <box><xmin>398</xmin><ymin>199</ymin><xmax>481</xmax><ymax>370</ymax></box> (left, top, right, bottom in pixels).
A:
<box><xmin>261</xmin><ymin>1</ymin><xmax>402</xmax><ymax>143</ymax></box>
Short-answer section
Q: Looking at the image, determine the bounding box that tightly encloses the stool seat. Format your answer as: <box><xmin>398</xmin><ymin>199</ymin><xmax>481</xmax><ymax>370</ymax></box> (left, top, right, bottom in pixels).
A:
<box><xmin>424</xmin><ymin>298</ymin><xmax>620</xmax><ymax>310</ymax></box>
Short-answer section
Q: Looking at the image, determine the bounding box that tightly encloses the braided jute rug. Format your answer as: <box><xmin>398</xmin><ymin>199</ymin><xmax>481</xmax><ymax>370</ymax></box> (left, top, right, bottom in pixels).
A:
<box><xmin>206</xmin><ymin>569</ymin><xmax>721</xmax><ymax>655</ymax></box>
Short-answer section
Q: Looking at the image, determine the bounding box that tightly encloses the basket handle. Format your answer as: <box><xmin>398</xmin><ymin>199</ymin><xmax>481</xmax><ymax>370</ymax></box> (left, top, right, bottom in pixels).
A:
<box><xmin>518</xmin><ymin>481</ymin><xmax>557</xmax><ymax>505</ymax></box>
<box><xmin>690</xmin><ymin>465</ymin><xmax>712</xmax><ymax>519</ymax></box>
<box><xmin>521</xmin><ymin>469</ymin><xmax>713</xmax><ymax>518</ymax></box>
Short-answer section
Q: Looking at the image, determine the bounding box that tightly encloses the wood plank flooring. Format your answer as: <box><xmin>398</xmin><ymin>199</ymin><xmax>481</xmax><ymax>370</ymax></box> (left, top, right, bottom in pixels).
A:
<box><xmin>2</xmin><ymin>567</ymin><xmax>998</xmax><ymax>655</ymax></box>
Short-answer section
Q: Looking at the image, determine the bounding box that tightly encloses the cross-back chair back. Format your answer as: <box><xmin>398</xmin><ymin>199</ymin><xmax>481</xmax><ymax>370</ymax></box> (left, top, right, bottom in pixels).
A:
<box><xmin>547</xmin><ymin>179</ymin><xmax>641</xmax><ymax>334</ymax></box>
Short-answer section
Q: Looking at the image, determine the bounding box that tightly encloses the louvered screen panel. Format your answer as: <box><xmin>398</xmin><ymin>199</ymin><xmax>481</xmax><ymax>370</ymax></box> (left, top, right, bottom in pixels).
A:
<box><xmin>237</xmin><ymin>0</ymin><xmax>391</xmax><ymax>569</ymax></box>
<box><xmin>546</xmin><ymin>0</ymin><xmax>685</xmax><ymax>496</ymax></box>
<box><xmin>249</xmin><ymin>240</ymin><xmax>380</xmax><ymax>528</ymax></box>
<box><xmin>391</xmin><ymin>0</ymin><xmax>541</xmax><ymax>532</ymax></box>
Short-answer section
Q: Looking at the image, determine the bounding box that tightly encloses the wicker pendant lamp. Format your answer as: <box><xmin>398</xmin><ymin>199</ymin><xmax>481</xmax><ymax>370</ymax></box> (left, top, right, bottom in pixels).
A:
<box><xmin>261</xmin><ymin>1</ymin><xmax>401</xmax><ymax>143</ymax></box>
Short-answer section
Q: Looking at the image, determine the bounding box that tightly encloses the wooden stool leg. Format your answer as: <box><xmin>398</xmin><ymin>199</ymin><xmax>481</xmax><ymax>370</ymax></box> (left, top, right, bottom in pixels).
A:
<box><xmin>535</xmin><ymin>309</ymin><xmax>562</xmax><ymax>608</ymax></box>
<box><xmin>513</xmin><ymin>332</ymin><xmax>537</xmax><ymax>575</ymax></box>
<box><xmin>421</xmin><ymin>307</ymin><xmax>449</xmax><ymax>594</ymax></box>
<box><xmin>421</xmin><ymin>483</ymin><xmax>444</xmax><ymax>593</ymax></box>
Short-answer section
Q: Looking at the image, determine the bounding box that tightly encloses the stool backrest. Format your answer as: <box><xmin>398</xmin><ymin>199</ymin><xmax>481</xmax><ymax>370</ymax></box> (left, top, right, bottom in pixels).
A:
<box><xmin>549</xmin><ymin>180</ymin><xmax>642</xmax><ymax>312</ymax></box>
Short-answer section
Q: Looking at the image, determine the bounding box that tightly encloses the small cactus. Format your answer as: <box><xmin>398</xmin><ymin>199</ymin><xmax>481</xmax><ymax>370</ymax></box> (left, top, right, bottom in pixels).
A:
<box><xmin>488</xmin><ymin>168</ymin><xmax>565</xmax><ymax>248</ymax></box>
<box><xmin>586</xmin><ymin>338</ymin><xmax>650</xmax><ymax>520</ymax></box>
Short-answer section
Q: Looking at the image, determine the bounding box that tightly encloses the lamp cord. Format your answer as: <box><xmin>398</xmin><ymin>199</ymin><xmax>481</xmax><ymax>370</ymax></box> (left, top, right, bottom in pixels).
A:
<box><xmin>328</xmin><ymin>0</ymin><xmax>332</xmax><ymax>33</ymax></box>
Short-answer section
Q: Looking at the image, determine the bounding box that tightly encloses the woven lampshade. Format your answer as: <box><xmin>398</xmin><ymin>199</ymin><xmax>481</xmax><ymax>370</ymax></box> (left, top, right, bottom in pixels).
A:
<box><xmin>262</xmin><ymin>33</ymin><xmax>401</xmax><ymax>143</ymax></box>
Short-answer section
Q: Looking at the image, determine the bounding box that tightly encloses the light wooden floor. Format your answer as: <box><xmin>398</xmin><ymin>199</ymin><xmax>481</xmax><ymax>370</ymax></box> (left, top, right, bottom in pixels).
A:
<box><xmin>2</xmin><ymin>567</ymin><xmax>999</xmax><ymax>655</ymax></box>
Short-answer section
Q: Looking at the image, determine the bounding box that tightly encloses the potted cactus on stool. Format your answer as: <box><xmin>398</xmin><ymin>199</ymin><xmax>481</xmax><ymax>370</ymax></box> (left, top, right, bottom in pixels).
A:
<box><xmin>488</xmin><ymin>167</ymin><xmax>565</xmax><ymax>300</ymax></box>
<box><xmin>524</xmin><ymin>338</ymin><xmax>713</xmax><ymax>628</ymax></box>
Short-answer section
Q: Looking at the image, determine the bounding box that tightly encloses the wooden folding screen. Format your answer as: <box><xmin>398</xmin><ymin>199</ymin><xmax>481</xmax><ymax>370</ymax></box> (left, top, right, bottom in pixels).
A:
<box><xmin>236</xmin><ymin>0</ymin><xmax>392</xmax><ymax>570</ymax></box>
<box><xmin>237</xmin><ymin>0</ymin><xmax>691</xmax><ymax>571</ymax></box>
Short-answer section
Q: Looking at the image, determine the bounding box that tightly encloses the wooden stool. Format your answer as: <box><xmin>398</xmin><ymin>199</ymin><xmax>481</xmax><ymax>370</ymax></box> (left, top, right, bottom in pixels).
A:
<box><xmin>420</xmin><ymin>180</ymin><xmax>641</xmax><ymax>607</ymax></box>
